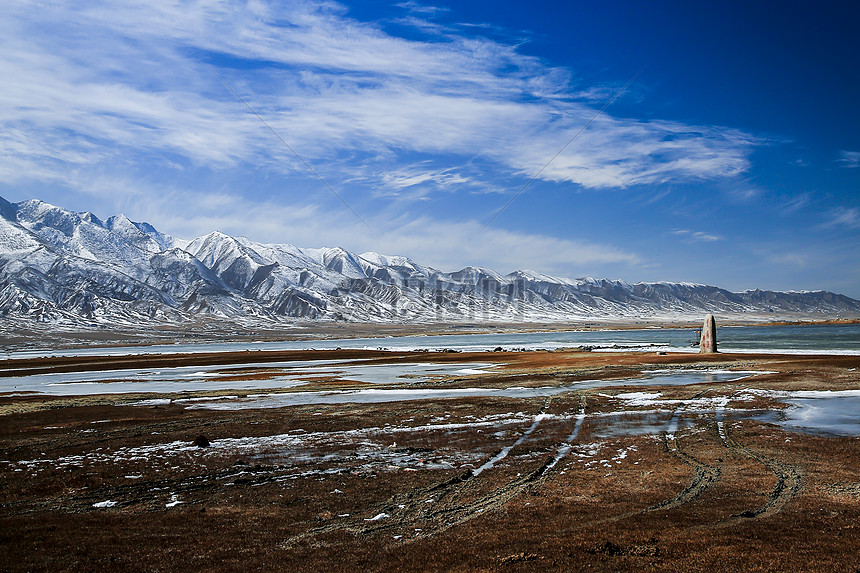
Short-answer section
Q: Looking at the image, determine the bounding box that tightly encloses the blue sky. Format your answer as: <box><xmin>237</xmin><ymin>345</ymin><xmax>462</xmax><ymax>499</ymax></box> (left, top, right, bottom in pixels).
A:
<box><xmin>2</xmin><ymin>0</ymin><xmax>859</xmax><ymax>296</ymax></box>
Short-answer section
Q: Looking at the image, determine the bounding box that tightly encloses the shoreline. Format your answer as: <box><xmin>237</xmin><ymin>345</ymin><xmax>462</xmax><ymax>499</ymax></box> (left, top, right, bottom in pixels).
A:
<box><xmin>2</xmin><ymin>317</ymin><xmax>859</xmax><ymax>355</ymax></box>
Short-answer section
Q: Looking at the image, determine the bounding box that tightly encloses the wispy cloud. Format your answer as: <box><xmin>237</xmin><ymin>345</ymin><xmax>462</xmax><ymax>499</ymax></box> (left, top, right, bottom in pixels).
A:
<box><xmin>779</xmin><ymin>192</ymin><xmax>812</xmax><ymax>214</ymax></box>
<box><xmin>115</xmin><ymin>189</ymin><xmax>640</xmax><ymax>276</ymax></box>
<box><xmin>374</xmin><ymin>165</ymin><xmax>473</xmax><ymax>199</ymax></box>
<box><xmin>837</xmin><ymin>150</ymin><xmax>860</xmax><ymax>168</ymax></box>
<box><xmin>1</xmin><ymin>0</ymin><xmax>756</xmax><ymax>198</ymax></box>
<box><xmin>1</xmin><ymin>0</ymin><xmax>772</xmax><ymax>283</ymax></box>
<box><xmin>672</xmin><ymin>229</ymin><xmax>723</xmax><ymax>242</ymax></box>
<box><xmin>822</xmin><ymin>207</ymin><xmax>860</xmax><ymax>229</ymax></box>
<box><xmin>395</xmin><ymin>2</ymin><xmax>451</xmax><ymax>16</ymax></box>
<box><xmin>767</xmin><ymin>253</ymin><xmax>809</xmax><ymax>267</ymax></box>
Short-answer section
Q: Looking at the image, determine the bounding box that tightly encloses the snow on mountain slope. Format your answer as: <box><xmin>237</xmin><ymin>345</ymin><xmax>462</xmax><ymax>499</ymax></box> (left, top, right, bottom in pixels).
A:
<box><xmin>14</xmin><ymin>200</ymin><xmax>158</xmax><ymax>281</ymax></box>
<box><xmin>0</xmin><ymin>216</ymin><xmax>43</xmax><ymax>253</ymax></box>
<box><xmin>184</xmin><ymin>231</ymin><xmax>275</xmax><ymax>292</ymax></box>
<box><xmin>359</xmin><ymin>251</ymin><xmax>418</xmax><ymax>269</ymax></box>
<box><xmin>183</xmin><ymin>234</ymin><xmax>335</xmax><ymax>317</ymax></box>
<box><xmin>0</xmin><ymin>198</ymin><xmax>270</xmax><ymax>323</ymax></box>
<box><xmin>1</xmin><ymin>194</ymin><xmax>859</xmax><ymax>328</ymax></box>
<box><xmin>105</xmin><ymin>214</ymin><xmax>173</xmax><ymax>254</ymax></box>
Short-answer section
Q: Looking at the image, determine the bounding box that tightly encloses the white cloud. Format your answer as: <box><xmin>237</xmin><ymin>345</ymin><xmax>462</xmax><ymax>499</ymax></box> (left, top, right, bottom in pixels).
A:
<box><xmin>395</xmin><ymin>2</ymin><xmax>450</xmax><ymax>16</ymax></box>
<box><xmin>1</xmin><ymin>0</ymin><xmax>770</xmax><ymax>283</ymax></box>
<box><xmin>374</xmin><ymin>217</ymin><xmax>641</xmax><ymax>272</ymax></box>
<box><xmin>672</xmin><ymin>229</ymin><xmax>723</xmax><ymax>242</ymax></box>
<box><xmin>111</xmin><ymin>190</ymin><xmax>640</xmax><ymax>276</ymax></box>
<box><xmin>767</xmin><ymin>253</ymin><xmax>809</xmax><ymax>267</ymax></box>
<box><xmin>373</xmin><ymin>164</ymin><xmax>473</xmax><ymax>199</ymax></box>
<box><xmin>779</xmin><ymin>193</ymin><xmax>812</xmax><ymax>214</ymax></box>
<box><xmin>837</xmin><ymin>150</ymin><xmax>860</xmax><ymax>168</ymax></box>
<box><xmin>1</xmin><ymin>0</ymin><xmax>756</xmax><ymax>196</ymax></box>
<box><xmin>823</xmin><ymin>207</ymin><xmax>860</xmax><ymax>229</ymax></box>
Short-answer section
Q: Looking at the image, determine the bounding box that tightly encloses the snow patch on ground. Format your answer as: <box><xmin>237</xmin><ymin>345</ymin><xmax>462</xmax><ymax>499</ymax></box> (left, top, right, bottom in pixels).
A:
<box><xmin>3</xmin><ymin>411</ymin><xmax>552</xmax><ymax>474</ymax></box>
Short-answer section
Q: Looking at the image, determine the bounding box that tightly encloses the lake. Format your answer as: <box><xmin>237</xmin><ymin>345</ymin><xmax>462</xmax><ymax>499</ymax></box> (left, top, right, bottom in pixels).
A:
<box><xmin>3</xmin><ymin>323</ymin><xmax>858</xmax><ymax>359</ymax></box>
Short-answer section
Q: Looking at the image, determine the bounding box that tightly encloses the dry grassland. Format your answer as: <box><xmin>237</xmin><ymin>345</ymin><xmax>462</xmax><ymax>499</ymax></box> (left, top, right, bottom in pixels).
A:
<box><xmin>1</xmin><ymin>349</ymin><xmax>859</xmax><ymax>571</ymax></box>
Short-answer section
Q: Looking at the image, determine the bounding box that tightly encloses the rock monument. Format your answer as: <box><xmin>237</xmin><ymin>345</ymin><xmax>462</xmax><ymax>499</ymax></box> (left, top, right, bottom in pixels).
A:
<box><xmin>699</xmin><ymin>314</ymin><xmax>717</xmax><ymax>353</ymax></box>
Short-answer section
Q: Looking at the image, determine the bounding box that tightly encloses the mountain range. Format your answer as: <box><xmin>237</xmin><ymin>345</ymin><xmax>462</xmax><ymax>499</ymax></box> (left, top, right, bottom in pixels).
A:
<box><xmin>2</xmin><ymin>195</ymin><xmax>859</xmax><ymax>329</ymax></box>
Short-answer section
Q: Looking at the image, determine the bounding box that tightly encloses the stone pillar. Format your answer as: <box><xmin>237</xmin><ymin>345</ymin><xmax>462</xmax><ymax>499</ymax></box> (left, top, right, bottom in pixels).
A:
<box><xmin>699</xmin><ymin>314</ymin><xmax>717</xmax><ymax>353</ymax></box>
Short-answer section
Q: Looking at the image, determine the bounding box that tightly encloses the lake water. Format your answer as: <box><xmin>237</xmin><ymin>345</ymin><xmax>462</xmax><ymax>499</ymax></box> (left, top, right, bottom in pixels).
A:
<box><xmin>3</xmin><ymin>323</ymin><xmax>859</xmax><ymax>359</ymax></box>
<box><xmin>0</xmin><ymin>361</ymin><xmax>498</xmax><ymax>396</ymax></box>
<box><xmin>768</xmin><ymin>391</ymin><xmax>860</xmax><ymax>436</ymax></box>
<box><xmin>177</xmin><ymin>370</ymin><xmax>757</xmax><ymax>409</ymax></box>
<box><xmin>181</xmin><ymin>382</ymin><xmax>860</xmax><ymax>437</ymax></box>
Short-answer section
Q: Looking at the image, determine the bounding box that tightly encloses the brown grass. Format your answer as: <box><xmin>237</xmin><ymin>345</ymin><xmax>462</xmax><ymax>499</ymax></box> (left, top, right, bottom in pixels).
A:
<box><xmin>2</xmin><ymin>350</ymin><xmax>860</xmax><ymax>571</ymax></box>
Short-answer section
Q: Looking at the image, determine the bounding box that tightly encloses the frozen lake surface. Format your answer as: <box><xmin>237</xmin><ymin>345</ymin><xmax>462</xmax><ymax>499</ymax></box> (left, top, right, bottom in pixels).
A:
<box><xmin>0</xmin><ymin>361</ymin><xmax>499</xmax><ymax>396</ymax></box>
<box><xmin>763</xmin><ymin>391</ymin><xmax>860</xmax><ymax>436</ymax></box>
<box><xmin>177</xmin><ymin>370</ymin><xmax>759</xmax><ymax>408</ymax></box>
<box><xmin>4</xmin><ymin>323</ymin><xmax>857</xmax><ymax>359</ymax></box>
<box><xmin>1</xmin><ymin>359</ymin><xmax>759</xmax><ymax>397</ymax></box>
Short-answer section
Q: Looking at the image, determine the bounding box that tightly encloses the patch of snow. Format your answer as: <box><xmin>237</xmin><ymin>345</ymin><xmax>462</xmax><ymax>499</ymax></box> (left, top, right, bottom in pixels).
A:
<box><xmin>614</xmin><ymin>392</ymin><xmax>662</xmax><ymax>406</ymax></box>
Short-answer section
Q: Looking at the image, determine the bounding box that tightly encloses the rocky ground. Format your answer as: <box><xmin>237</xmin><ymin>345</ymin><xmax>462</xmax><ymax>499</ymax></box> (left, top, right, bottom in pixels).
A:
<box><xmin>1</xmin><ymin>349</ymin><xmax>859</xmax><ymax>571</ymax></box>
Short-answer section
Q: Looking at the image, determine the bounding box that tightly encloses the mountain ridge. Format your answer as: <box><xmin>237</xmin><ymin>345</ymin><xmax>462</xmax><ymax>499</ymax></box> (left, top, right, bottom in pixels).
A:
<box><xmin>1</xmin><ymin>195</ymin><xmax>859</xmax><ymax>328</ymax></box>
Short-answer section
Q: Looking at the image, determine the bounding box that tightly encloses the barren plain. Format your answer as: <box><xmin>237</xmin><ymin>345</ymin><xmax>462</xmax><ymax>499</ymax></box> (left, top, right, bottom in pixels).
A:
<box><xmin>2</xmin><ymin>346</ymin><xmax>859</xmax><ymax>571</ymax></box>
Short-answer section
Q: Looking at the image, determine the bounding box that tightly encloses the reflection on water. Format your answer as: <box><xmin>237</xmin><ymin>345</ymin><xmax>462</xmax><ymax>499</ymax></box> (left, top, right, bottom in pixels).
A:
<box><xmin>181</xmin><ymin>386</ymin><xmax>577</xmax><ymax>409</ymax></box>
<box><xmin>183</xmin><ymin>370</ymin><xmax>762</xmax><ymax>409</ymax></box>
<box><xmin>588</xmin><ymin>411</ymin><xmax>679</xmax><ymax>438</ymax></box>
<box><xmin>2</xmin><ymin>364</ymin><xmax>762</xmax><ymax>398</ymax></box>
<box><xmin>576</xmin><ymin>369</ymin><xmax>758</xmax><ymax>390</ymax></box>
<box><xmin>0</xmin><ymin>361</ymin><xmax>497</xmax><ymax>396</ymax></box>
<box><xmin>13</xmin><ymin>359</ymin><xmax>859</xmax><ymax>439</ymax></box>
<box><xmin>773</xmin><ymin>395</ymin><xmax>860</xmax><ymax>436</ymax></box>
<box><xmin>0</xmin><ymin>359</ymin><xmax>347</xmax><ymax>396</ymax></box>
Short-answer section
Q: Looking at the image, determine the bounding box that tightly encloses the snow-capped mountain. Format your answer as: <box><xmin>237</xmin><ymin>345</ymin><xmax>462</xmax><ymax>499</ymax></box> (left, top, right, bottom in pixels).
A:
<box><xmin>1</xmin><ymin>195</ymin><xmax>859</xmax><ymax>328</ymax></box>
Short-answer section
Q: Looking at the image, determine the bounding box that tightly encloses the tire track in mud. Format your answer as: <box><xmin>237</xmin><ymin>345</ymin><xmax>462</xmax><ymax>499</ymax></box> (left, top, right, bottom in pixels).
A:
<box><xmin>9</xmin><ymin>397</ymin><xmax>573</xmax><ymax>524</ymax></box>
<box><xmin>595</xmin><ymin>388</ymin><xmax>800</xmax><ymax>526</ymax></box>
<box><xmin>643</xmin><ymin>432</ymin><xmax>721</xmax><ymax>512</ymax></box>
<box><xmin>717</xmin><ymin>412</ymin><xmax>802</xmax><ymax>520</ymax></box>
<box><xmin>643</xmin><ymin>390</ymin><xmax>721</xmax><ymax>513</ymax></box>
<box><xmin>283</xmin><ymin>397</ymin><xmax>588</xmax><ymax>546</ymax></box>
<box><xmin>411</xmin><ymin>397</ymin><xmax>587</xmax><ymax>536</ymax></box>
<box><xmin>578</xmin><ymin>390</ymin><xmax>722</xmax><ymax>528</ymax></box>
<box><xmin>639</xmin><ymin>386</ymin><xmax>801</xmax><ymax>520</ymax></box>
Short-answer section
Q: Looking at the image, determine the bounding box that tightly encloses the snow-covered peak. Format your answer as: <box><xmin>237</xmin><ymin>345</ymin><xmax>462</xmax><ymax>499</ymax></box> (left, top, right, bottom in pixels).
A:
<box><xmin>130</xmin><ymin>219</ymin><xmax>177</xmax><ymax>251</ymax></box>
<box><xmin>15</xmin><ymin>199</ymin><xmax>78</xmax><ymax>234</ymax></box>
<box><xmin>3</xmin><ymin>194</ymin><xmax>859</xmax><ymax>327</ymax></box>
<box><xmin>507</xmin><ymin>269</ymin><xmax>572</xmax><ymax>285</ymax></box>
<box><xmin>104</xmin><ymin>214</ymin><xmax>166</xmax><ymax>254</ymax></box>
<box><xmin>185</xmin><ymin>231</ymin><xmax>262</xmax><ymax>265</ymax></box>
<box><xmin>13</xmin><ymin>199</ymin><xmax>152</xmax><ymax>266</ymax></box>
<box><xmin>79</xmin><ymin>211</ymin><xmax>104</xmax><ymax>226</ymax></box>
<box><xmin>359</xmin><ymin>251</ymin><xmax>418</xmax><ymax>270</ymax></box>
<box><xmin>642</xmin><ymin>280</ymin><xmax>708</xmax><ymax>289</ymax></box>
<box><xmin>450</xmin><ymin>266</ymin><xmax>506</xmax><ymax>284</ymax></box>
<box><xmin>318</xmin><ymin>247</ymin><xmax>369</xmax><ymax>278</ymax></box>
<box><xmin>237</xmin><ymin>238</ymin><xmax>313</xmax><ymax>268</ymax></box>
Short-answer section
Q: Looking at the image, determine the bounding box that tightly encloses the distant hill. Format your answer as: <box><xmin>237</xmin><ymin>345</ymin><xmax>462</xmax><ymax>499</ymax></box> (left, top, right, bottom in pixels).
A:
<box><xmin>2</xmin><ymin>195</ymin><xmax>859</xmax><ymax>329</ymax></box>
